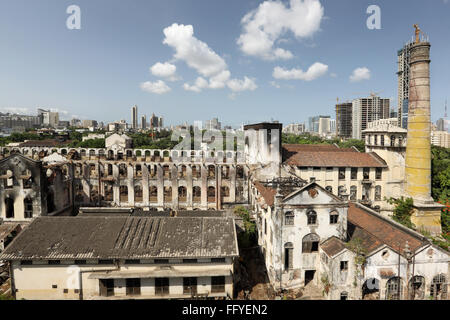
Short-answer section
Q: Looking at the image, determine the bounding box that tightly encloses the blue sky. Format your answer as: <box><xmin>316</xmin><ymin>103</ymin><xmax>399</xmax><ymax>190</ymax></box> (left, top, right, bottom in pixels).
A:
<box><xmin>0</xmin><ymin>0</ymin><xmax>449</xmax><ymax>127</ymax></box>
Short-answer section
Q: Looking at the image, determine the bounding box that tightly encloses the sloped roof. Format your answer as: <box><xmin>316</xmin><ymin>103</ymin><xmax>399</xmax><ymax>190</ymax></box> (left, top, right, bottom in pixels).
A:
<box><xmin>253</xmin><ymin>181</ymin><xmax>277</xmax><ymax>206</ymax></box>
<box><xmin>347</xmin><ymin>203</ymin><xmax>427</xmax><ymax>256</ymax></box>
<box><xmin>0</xmin><ymin>216</ymin><xmax>238</xmax><ymax>260</ymax></box>
<box><xmin>282</xmin><ymin>144</ymin><xmax>387</xmax><ymax>168</ymax></box>
<box><xmin>321</xmin><ymin>237</ymin><xmax>346</xmax><ymax>257</ymax></box>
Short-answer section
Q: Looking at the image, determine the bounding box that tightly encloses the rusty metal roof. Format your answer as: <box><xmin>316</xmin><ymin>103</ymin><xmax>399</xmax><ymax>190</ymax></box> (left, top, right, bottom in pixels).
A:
<box><xmin>0</xmin><ymin>216</ymin><xmax>238</xmax><ymax>260</ymax></box>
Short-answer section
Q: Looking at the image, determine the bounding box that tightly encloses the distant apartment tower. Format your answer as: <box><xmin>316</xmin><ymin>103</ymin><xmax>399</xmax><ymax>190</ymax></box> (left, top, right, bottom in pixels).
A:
<box><xmin>131</xmin><ymin>105</ymin><xmax>138</xmax><ymax>129</ymax></box>
<box><xmin>82</xmin><ymin>120</ymin><xmax>98</xmax><ymax>129</ymax></box>
<box><xmin>204</xmin><ymin>117</ymin><xmax>221</xmax><ymax>130</ymax></box>
<box><xmin>308</xmin><ymin>115</ymin><xmax>331</xmax><ymax>136</ymax></box>
<box><xmin>336</xmin><ymin>102</ymin><xmax>353</xmax><ymax>139</ymax></box>
<box><xmin>352</xmin><ymin>96</ymin><xmax>390</xmax><ymax>140</ymax></box>
<box><xmin>70</xmin><ymin>118</ymin><xmax>81</xmax><ymax>127</ymax></box>
<box><xmin>141</xmin><ymin>115</ymin><xmax>147</xmax><ymax>130</ymax></box>
<box><xmin>283</xmin><ymin>123</ymin><xmax>305</xmax><ymax>135</ymax></box>
<box><xmin>37</xmin><ymin>108</ymin><xmax>59</xmax><ymax>128</ymax></box>
<box><xmin>397</xmin><ymin>42</ymin><xmax>413</xmax><ymax>129</ymax></box>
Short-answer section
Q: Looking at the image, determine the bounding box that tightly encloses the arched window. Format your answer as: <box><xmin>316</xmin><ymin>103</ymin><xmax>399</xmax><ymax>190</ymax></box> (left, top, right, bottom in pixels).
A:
<box><xmin>236</xmin><ymin>165</ymin><xmax>244</xmax><ymax>179</ymax></box>
<box><xmin>24</xmin><ymin>198</ymin><xmax>33</xmax><ymax>218</ymax></box>
<box><xmin>192</xmin><ymin>165</ymin><xmax>201</xmax><ymax>179</ymax></box>
<box><xmin>163</xmin><ymin>165</ymin><xmax>171</xmax><ymax>179</ymax></box>
<box><xmin>302</xmin><ymin>233</ymin><xmax>319</xmax><ymax>253</ymax></box>
<box><xmin>208</xmin><ymin>165</ymin><xmax>215</xmax><ymax>178</ymax></box>
<box><xmin>221</xmin><ymin>186</ymin><xmax>230</xmax><ymax>198</ymax></box>
<box><xmin>284</xmin><ymin>242</ymin><xmax>294</xmax><ymax>270</ymax></box>
<box><xmin>179</xmin><ymin>165</ymin><xmax>187</xmax><ymax>178</ymax></box>
<box><xmin>134</xmin><ymin>185</ymin><xmax>143</xmax><ymax>203</ymax></box>
<box><xmin>119</xmin><ymin>164</ymin><xmax>127</xmax><ymax>177</ymax></box>
<box><xmin>390</xmin><ymin>135</ymin><xmax>396</xmax><ymax>147</ymax></box>
<box><xmin>431</xmin><ymin>274</ymin><xmax>447</xmax><ymax>300</ymax></box>
<box><xmin>362</xmin><ymin>278</ymin><xmax>380</xmax><ymax>300</ymax></box>
<box><xmin>221</xmin><ymin>166</ymin><xmax>230</xmax><ymax>179</ymax></box>
<box><xmin>284</xmin><ymin>211</ymin><xmax>294</xmax><ymax>226</ymax></box>
<box><xmin>164</xmin><ymin>186</ymin><xmax>172</xmax><ymax>202</ymax></box>
<box><xmin>105</xmin><ymin>184</ymin><xmax>113</xmax><ymax>201</ymax></box>
<box><xmin>409</xmin><ymin>276</ymin><xmax>425</xmax><ymax>300</ymax></box>
<box><xmin>325</xmin><ymin>186</ymin><xmax>333</xmax><ymax>193</ymax></box>
<box><xmin>386</xmin><ymin>277</ymin><xmax>402</xmax><ymax>300</ymax></box>
<box><xmin>178</xmin><ymin>186</ymin><xmax>187</xmax><ymax>202</ymax></box>
<box><xmin>329</xmin><ymin>211</ymin><xmax>339</xmax><ymax>224</ymax></box>
<box><xmin>306</xmin><ymin>210</ymin><xmax>317</xmax><ymax>225</ymax></box>
<box><xmin>119</xmin><ymin>186</ymin><xmax>128</xmax><ymax>202</ymax></box>
<box><xmin>207</xmin><ymin>186</ymin><xmax>215</xmax><ymax>203</ymax></box>
<box><xmin>193</xmin><ymin>186</ymin><xmax>201</xmax><ymax>202</ymax></box>
<box><xmin>149</xmin><ymin>186</ymin><xmax>157</xmax><ymax>203</ymax></box>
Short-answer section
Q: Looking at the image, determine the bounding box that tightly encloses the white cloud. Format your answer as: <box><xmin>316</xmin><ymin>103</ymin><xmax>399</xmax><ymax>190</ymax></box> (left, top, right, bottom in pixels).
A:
<box><xmin>237</xmin><ymin>0</ymin><xmax>324</xmax><ymax>60</ymax></box>
<box><xmin>273</xmin><ymin>62</ymin><xmax>328</xmax><ymax>81</ymax></box>
<box><xmin>227</xmin><ymin>77</ymin><xmax>258</xmax><ymax>92</ymax></box>
<box><xmin>163</xmin><ymin>23</ymin><xmax>227</xmax><ymax>78</ymax></box>
<box><xmin>140</xmin><ymin>80</ymin><xmax>171</xmax><ymax>94</ymax></box>
<box><xmin>150</xmin><ymin>62</ymin><xmax>180</xmax><ymax>81</ymax></box>
<box><xmin>349</xmin><ymin>67</ymin><xmax>371</xmax><ymax>82</ymax></box>
<box><xmin>330</xmin><ymin>72</ymin><xmax>337</xmax><ymax>78</ymax></box>
<box><xmin>159</xmin><ymin>23</ymin><xmax>258</xmax><ymax>96</ymax></box>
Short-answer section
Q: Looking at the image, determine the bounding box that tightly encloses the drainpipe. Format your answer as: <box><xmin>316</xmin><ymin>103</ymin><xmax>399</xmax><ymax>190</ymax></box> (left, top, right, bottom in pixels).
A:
<box><xmin>77</xmin><ymin>259</ymin><xmax>121</xmax><ymax>300</ymax></box>
<box><xmin>9</xmin><ymin>261</ymin><xmax>16</xmax><ymax>300</ymax></box>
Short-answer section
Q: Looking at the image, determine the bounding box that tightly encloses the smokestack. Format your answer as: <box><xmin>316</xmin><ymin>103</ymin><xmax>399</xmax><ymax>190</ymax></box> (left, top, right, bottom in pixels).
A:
<box><xmin>405</xmin><ymin>40</ymin><xmax>433</xmax><ymax>203</ymax></box>
<box><xmin>404</xmin><ymin>28</ymin><xmax>443</xmax><ymax>236</ymax></box>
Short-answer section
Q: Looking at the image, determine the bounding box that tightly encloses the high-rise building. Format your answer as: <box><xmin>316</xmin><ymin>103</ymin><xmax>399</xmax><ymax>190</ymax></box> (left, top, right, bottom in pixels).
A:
<box><xmin>283</xmin><ymin>123</ymin><xmax>305</xmax><ymax>135</ymax></box>
<box><xmin>352</xmin><ymin>96</ymin><xmax>390</xmax><ymax>140</ymax></box>
<box><xmin>336</xmin><ymin>102</ymin><xmax>353</xmax><ymax>139</ymax></box>
<box><xmin>131</xmin><ymin>105</ymin><xmax>138</xmax><ymax>130</ymax></box>
<box><xmin>37</xmin><ymin>109</ymin><xmax>59</xmax><ymax>128</ymax></box>
<box><xmin>141</xmin><ymin>115</ymin><xmax>147</xmax><ymax>130</ymax></box>
<box><xmin>397</xmin><ymin>42</ymin><xmax>413</xmax><ymax>129</ymax></box>
<box><xmin>307</xmin><ymin>115</ymin><xmax>333</xmax><ymax>136</ymax></box>
<box><xmin>204</xmin><ymin>117</ymin><xmax>221</xmax><ymax>130</ymax></box>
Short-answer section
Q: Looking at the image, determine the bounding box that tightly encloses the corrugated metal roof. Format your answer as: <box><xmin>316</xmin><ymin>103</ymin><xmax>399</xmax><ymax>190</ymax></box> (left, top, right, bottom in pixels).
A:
<box><xmin>0</xmin><ymin>216</ymin><xmax>238</xmax><ymax>260</ymax></box>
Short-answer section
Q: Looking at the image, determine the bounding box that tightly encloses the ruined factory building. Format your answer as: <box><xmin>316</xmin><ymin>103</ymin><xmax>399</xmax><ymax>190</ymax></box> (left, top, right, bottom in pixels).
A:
<box><xmin>0</xmin><ymin>215</ymin><xmax>239</xmax><ymax>300</ymax></box>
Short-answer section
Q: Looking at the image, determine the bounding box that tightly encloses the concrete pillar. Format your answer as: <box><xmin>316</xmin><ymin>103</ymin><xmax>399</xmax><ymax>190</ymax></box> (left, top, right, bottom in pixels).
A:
<box><xmin>128</xmin><ymin>165</ymin><xmax>134</xmax><ymax>206</ymax></box>
<box><xmin>113</xmin><ymin>164</ymin><xmax>120</xmax><ymax>205</ymax></box>
<box><xmin>230</xmin><ymin>165</ymin><xmax>236</xmax><ymax>203</ymax></box>
<box><xmin>187</xmin><ymin>165</ymin><xmax>193</xmax><ymax>209</ymax></box>
<box><xmin>201</xmin><ymin>164</ymin><xmax>207</xmax><ymax>209</ymax></box>
<box><xmin>142</xmin><ymin>164</ymin><xmax>149</xmax><ymax>206</ymax></box>
<box><xmin>157</xmin><ymin>164</ymin><xmax>164</xmax><ymax>208</ymax></box>
<box><xmin>171</xmin><ymin>164</ymin><xmax>178</xmax><ymax>209</ymax></box>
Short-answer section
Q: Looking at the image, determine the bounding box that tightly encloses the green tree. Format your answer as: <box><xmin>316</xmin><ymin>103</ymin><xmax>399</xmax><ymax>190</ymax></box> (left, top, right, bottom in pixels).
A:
<box><xmin>386</xmin><ymin>197</ymin><xmax>415</xmax><ymax>229</ymax></box>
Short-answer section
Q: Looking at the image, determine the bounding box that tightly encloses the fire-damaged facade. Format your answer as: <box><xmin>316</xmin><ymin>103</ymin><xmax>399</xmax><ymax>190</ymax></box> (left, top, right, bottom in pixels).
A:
<box><xmin>0</xmin><ymin>153</ymin><xmax>72</xmax><ymax>221</ymax></box>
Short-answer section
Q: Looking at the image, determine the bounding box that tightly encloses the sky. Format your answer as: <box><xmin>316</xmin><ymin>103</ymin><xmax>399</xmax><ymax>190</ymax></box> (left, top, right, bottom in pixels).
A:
<box><xmin>0</xmin><ymin>0</ymin><xmax>449</xmax><ymax>127</ymax></box>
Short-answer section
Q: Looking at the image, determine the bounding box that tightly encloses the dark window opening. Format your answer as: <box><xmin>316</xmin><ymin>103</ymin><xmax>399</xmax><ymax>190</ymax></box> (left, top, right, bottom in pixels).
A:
<box><xmin>99</xmin><ymin>279</ymin><xmax>114</xmax><ymax>297</ymax></box>
<box><xmin>183</xmin><ymin>277</ymin><xmax>197</xmax><ymax>295</ymax></box>
<box><xmin>126</xmin><ymin>278</ymin><xmax>141</xmax><ymax>296</ymax></box>
<box><xmin>211</xmin><ymin>276</ymin><xmax>225</xmax><ymax>293</ymax></box>
<box><xmin>340</xmin><ymin>261</ymin><xmax>348</xmax><ymax>271</ymax></box>
<box><xmin>154</xmin><ymin>259</ymin><xmax>169</xmax><ymax>264</ymax></box>
<box><xmin>98</xmin><ymin>259</ymin><xmax>114</xmax><ymax>265</ymax></box>
<box><xmin>48</xmin><ymin>260</ymin><xmax>61</xmax><ymax>265</ymax></box>
<box><xmin>155</xmin><ymin>277</ymin><xmax>169</xmax><ymax>296</ymax></box>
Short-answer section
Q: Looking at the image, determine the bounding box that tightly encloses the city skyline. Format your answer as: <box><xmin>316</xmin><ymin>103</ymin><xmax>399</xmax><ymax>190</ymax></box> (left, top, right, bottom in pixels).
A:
<box><xmin>1</xmin><ymin>0</ymin><xmax>450</xmax><ymax>127</ymax></box>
